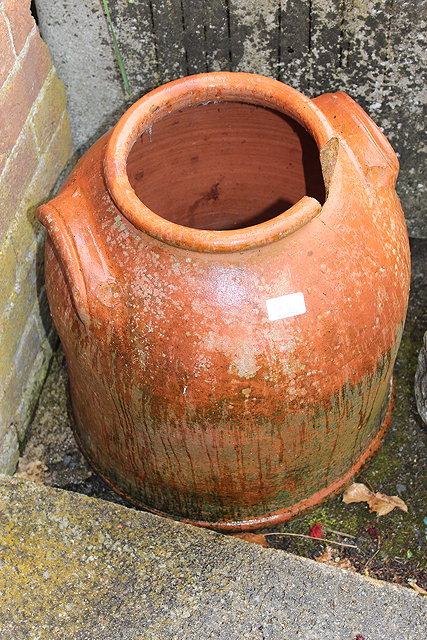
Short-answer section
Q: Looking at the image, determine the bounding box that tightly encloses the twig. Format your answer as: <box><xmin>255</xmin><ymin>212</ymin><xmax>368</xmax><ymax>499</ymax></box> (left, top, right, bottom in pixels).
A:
<box><xmin>410</xmin><ymin>582</ymin><xmax>427</xmax><ymax>595</ymax></box>
<box><xmin>263</xmin><ymin>532</ymin><xmax>358</xmax><ymax>549</ymax></box>
<box><xmin>365</xmin><ymin>547</ymin><xmax>380</xmax><ymax>568</ymax></box>
<box><xmin>365</xmin><ymin>536</ymin><xmax>382</xmax><ymax>569</ymax></box>
<box><xmin>324</xmin><ymin>527</ymin><xmax>356</xmax><ymax>539</ymax></box>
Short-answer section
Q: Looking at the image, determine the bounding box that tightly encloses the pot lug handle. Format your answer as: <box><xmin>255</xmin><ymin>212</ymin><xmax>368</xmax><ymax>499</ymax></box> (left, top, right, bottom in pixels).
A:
<box><xmin>313</xmin><ymin>91</ymin><xmax>399</xmax><ymax>187</ymax></box>
<box><xmin>38</xmin><ymin>200</ymin><xmax>90</xmax><ymax>327</ymax></box>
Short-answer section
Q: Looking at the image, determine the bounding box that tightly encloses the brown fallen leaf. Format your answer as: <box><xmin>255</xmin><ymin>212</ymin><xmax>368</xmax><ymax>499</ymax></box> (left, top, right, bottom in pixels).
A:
<box><xmin>315</xmin><ymin>546</ymin><xmax>334</xmax><ymax>562</ymax></box>
<box><xmin>233</xmin><ymin>533</ymin><xmax>269</xmax><ymax>547</ymax></box>
<box><xmin>14</xmin><ymin>459</ymin><xmax>48</xmax><ymax>484</ymax></box>
<box><xmin>342</xmin><ymin>482</ymin><xmax>408</xmax><ymax>516</ymax></box>
<box><xmin>333</xmin><ymin>557</ymin><xmax>357</xmax><ymax>573</ymax></box>
<box><xmin>343</xmin><ymin>483</ymin><xmax>373</xmax><ymax>503</ymax></box>
<box><xmin>409</xmin><ymin>582</ymin><xmax>427</xmax><ymax>596</ymax></box>
<box><xmin>315</xmin><ymin>546</ymin><xmax>357</xmax><ymax>572</ymax></box>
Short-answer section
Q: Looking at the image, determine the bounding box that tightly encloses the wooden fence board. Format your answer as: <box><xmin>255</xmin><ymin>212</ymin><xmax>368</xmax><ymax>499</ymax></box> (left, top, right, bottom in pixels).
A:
<box><xmin>150</xmin><ymin>0</ymin><xmax>188</xmax><ymax>82</ymax></box>
<box><xmin>228</xmin><ymin>0</ymin><xmax>280</xmax><ymax>77</ymax></box>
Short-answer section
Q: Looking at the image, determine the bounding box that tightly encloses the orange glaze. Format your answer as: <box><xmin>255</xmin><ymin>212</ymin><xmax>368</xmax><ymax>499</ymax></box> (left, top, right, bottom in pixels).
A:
<box><xmin>39</xmin><ymin>73</ymin><xmax>410</xmax><ymax>529</ymax></box>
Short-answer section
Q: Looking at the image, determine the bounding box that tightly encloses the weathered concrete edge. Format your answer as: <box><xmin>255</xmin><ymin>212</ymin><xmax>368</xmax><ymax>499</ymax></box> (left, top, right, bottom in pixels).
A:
<box><xmin>1</xmin><ymin>474</ymin><xmax>423</xmax><ymax>598</ymax></box>
<box><xmin>1</xmin><ymin>475</ymin><xmax>426</xmax><ymax>640</ymax></box>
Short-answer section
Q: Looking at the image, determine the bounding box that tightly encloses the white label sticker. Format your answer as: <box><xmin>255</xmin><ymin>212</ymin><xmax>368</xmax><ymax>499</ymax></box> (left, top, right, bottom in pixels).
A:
<box><xmin>266</xmin><ymin>291</ymin><xmax>306</xmax><ymax>321</ymax></box>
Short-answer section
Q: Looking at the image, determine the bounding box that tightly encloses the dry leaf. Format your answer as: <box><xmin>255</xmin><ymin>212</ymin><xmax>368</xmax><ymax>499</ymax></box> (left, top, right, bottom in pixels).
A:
<box><xmin>233</xmin><ymin>533</ymin><xmax>269</xmax><ymax>547</ymax></box>
<box><xmin>315</xmin><ymin>546</ymin><xmax>357</xmax><ymax>572</ymax></box>
<box><xmin>330</xmin><ymin>557</ymin><xmax>356</xmax><ymax>572</ymax></box>
<box><xmin>343</xmin><ymin>483</ymin><xmax>408</xmax><ymax>516</ymax></box>
<box><xmin>343</xmin><ymin>483</ymin><xmax>372</xmax><ymax>503</ymax></box>
<box><xmin>409</xmin><ymin>582</ymin><xmax>427</xmax><ymax>596</ymax></box>
<box><xmin>368</xmin><ymin>493</ymin><xmax>408</xmax><ymax>516</ymax></box>
<box><xmin>15</xmin><ymin>459</ymin><xmax>48</xmax><ymax>483</ymax></box>
<box><xmin>316</xmin><ymin>546</ymin><xmax>334</xmax><ymax>563</ymax></box>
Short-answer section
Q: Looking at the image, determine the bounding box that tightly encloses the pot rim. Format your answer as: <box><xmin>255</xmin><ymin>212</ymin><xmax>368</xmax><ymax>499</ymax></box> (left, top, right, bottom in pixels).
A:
<box><xmin>104</xmin><ymin>72</ymin><xmax>336</xmax><ymax>253</ymax></box>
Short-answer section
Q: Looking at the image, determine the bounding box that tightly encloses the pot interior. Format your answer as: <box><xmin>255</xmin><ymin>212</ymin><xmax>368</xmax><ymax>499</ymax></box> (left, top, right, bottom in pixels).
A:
<box><xmin>127</xmin><ymin>101</ymin><xmax>325</xmax><ymax>231</ymax></box>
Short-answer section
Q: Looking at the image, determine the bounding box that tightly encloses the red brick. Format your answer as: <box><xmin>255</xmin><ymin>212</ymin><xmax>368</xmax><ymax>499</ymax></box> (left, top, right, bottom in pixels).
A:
<box><xmin>5</xmin><ymin>312</ymin><xmax>43</xmax><ymax>397</ymax></box>
<box><xmin>0</xmin><ymin>258</ymin><xmax>40</xmax><ymax>385</ymax></box>
<box><xmin>0</xmin><ymin>307</ymin><xmax>48</xmax><ymax>427</ymax></box>
<box><xmin>32</xmin><ymin>72</ymin><xmax>68</xmax><ymax>153</ymax></box>
<box><xmin>0</xmin><ymin>108</ymin><xmax>72</xmax><ymax>264</ymax></box>
<box><xmin>0</xmin><ymin>238</ymin><xmax>17</xmax><ymax>314</ymax></box>
<box><xmin>0</xmin><ymin>31</ymin><xmax>51</xmax><ymax>172</ymax></box>
<box><xmin>0</xmin><ymin>125</ymin><xmax>38</xmax><ymax>242</ymax></box>
<box><xmin>0</xmin><ymin>11</ymin><xmax>16</xmax><ymax>85</ymax></box>
<box><xmin>3</xmin><ymin>0</ymin><xmax>34</xmax><ymax>55</ymax></box>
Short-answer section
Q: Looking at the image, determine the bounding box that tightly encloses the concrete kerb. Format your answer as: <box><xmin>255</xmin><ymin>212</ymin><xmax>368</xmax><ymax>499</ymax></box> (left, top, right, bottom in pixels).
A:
<box><xmin>0</xmin><ymin>475</ymin><xmax>425</xmax><ymax>640</ymax></box>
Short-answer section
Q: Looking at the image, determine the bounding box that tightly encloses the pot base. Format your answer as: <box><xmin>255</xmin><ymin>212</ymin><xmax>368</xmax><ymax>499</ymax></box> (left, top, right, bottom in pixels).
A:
<box><xmin>68</xmin><ymin>380</ymin><xmax>394</xmax><ymax>533</ymax></box>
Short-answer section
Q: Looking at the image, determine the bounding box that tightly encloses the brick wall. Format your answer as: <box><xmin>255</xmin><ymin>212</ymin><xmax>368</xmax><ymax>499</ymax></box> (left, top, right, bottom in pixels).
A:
<box><xmin>0</xmin><ymin>0</ymin><xmax>72</xmax><ymax>472</ymax></box>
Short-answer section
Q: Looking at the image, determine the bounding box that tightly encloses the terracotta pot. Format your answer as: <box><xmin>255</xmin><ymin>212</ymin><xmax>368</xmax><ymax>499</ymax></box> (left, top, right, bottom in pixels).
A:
<box><xmin>38</xmin><ymin>73</ymin><xmax>410</xmax><ymax>531</ymax></box>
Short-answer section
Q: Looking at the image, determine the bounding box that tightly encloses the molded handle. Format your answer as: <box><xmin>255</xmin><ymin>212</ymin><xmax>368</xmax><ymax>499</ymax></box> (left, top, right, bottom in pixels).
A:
<box><xmin>38</xmin><ymin>199</ymin><xmax>90</xmax><ymax>327</ymax></box>
<box><xmin>313</xmin><ymin>91</ymin><xmax>399</xmax><ymax>187</ymax></box>
<box><xmin>38</xmin><ymin>188</ymin><xmax>120</xmax><ymax>330</ymax></box>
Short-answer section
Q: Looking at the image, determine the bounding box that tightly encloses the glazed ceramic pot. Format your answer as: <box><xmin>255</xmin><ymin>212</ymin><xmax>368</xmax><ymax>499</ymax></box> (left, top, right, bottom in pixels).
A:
<box><xmin>38</xmin><ymin>73</ymin><xmax>410</xmax><ymax>531</ymax></box>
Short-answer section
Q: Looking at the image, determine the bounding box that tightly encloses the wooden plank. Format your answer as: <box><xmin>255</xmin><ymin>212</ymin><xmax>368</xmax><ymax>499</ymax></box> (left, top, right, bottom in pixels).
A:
<box><xmin>329</xmin><ymin>0</ymin><xmax>395</xmax><ymax>100</ymax></box>
<box><xmin>204</xmin><ymin>0</ymin><xmax>231</xmax><ymax>72</ymax></box>
<box><xmin>153</xmin><ymin>0</ymin><xmax>231</xmax><ymax>78</ymax></box>
<box><xmin>307</xmin><ymin>0</ymin><xmax>342</xmax><ymax>95</ymax></box>
<box><xmin>106</xmin><ymin>0</ymin><xmax>158</xmax><ymax>95</ymax></box>
<box><xmin>383</xmin><ymin>0</ymin><xmax>427</xmax><ymax>236</ymax></box>
<box><xmin>181</xmin><ymin>0</ymin><xmax>208</xmax><ymax>74</ymax></box>
<box><xmin>150</xmin><ymin>0</ymin><xmax>188</xmax><ymax>82</ymax></box>
<box><xmin>278</xmin><ymin>0</ymin><xmax>311</xmax><ymax>92</ymax></box>
<box><xmin>228</xmin><ymin>0</ymin><xmax>280</xmax><ymax>77</ymax></box>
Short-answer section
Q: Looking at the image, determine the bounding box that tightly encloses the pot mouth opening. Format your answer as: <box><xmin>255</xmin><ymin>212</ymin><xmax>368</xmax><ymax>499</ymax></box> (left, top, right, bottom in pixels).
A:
<box><xmin>105</xmin><ymin>72</ymin><xmax>336</xmax><ymax>253</ymax></box>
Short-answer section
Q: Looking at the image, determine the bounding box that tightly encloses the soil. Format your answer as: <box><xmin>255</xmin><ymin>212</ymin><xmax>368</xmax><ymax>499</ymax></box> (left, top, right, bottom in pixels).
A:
<box><xmin>19</xmin><ymin>238</ymin><xmax>427</xmax><ymax>592</ymax></box>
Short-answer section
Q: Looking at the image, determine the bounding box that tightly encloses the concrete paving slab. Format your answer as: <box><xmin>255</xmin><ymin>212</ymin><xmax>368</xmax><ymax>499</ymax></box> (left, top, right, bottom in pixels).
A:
<box><xmin>0</xmin><ymin>476</ymin><xmax>425</xmax><ymax>640</ymax></box>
